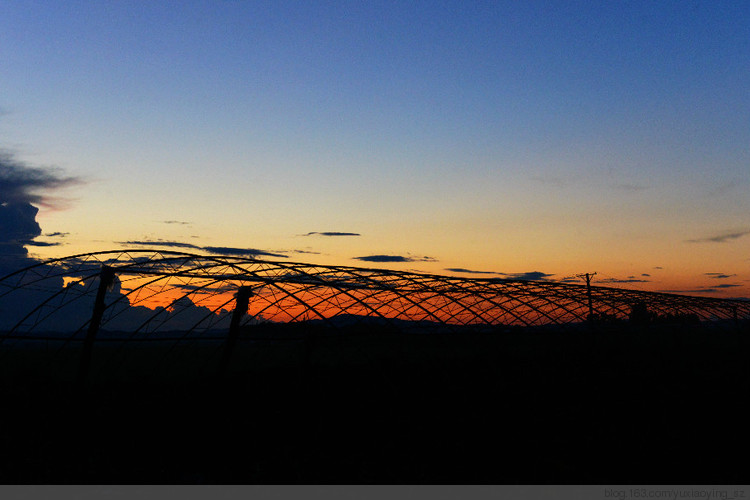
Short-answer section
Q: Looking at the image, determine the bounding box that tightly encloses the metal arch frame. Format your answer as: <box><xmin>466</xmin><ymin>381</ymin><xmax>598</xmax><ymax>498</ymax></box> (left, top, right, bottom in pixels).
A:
<box><xmin>1</xmin><ymin>250</ymin><xmax>749</xmax><ymax>339</ymax></box>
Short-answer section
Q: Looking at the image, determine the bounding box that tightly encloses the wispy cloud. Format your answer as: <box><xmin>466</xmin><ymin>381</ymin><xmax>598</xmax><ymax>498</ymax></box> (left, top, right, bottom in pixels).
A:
<box><xmin>161</xmin><ymin>220</ymin><xmax>191</xmax><ymax>225</ymax></box>
<box><xmin>290</xmin><ymin>249</ymin><xmax>322</xmax><ymax>255</ymax></box>
<box><xmin>121</xmin><ymin>240</ymin><xmax>199</xmax><ymax>250</ymax></box>
<box><xmin>119</xmin><ymin>239</ymin><xmax>287</xmax><ymax>258</ymax></box>
<box><xmin>44</xmin><ymin>231</ymin><xmax>70</xmax><ymax>238</ymax></box>
<box><xmin>302</xmin><ymin>231</ymin><xmax>361</xmax><ymax>237</ymax></box>
<box><xmin>705</xmin><ymin>273</ymin><xmax>737</xmax><ymax>279</ymax></box>
<box><xmin>686</xmin><ymin>230</ymin><xmax>750</xmax><ymax>244</ymax></box>
<box><xmin>353</xmin><ymin>254</ymin><xmax>437</xmax><ymax>263</ymax></box>
<box><xmin>202</xmin><ymin>246</ymin><xmax>287</xmax><ymax>258</ymax></box>
<box><xmin>444</xmin><ymin>267</ymin><xmax>500</xmax><ymax>275</ymax></box>
<box><xmin>662</xmin><ymin>283</ymin><xmax>744</xmax><ymax>294</ymax></box>
<box><xmin>598</xmin><ymin>276</ymin><xmax>651</xmax><ymax>284</ymax></box>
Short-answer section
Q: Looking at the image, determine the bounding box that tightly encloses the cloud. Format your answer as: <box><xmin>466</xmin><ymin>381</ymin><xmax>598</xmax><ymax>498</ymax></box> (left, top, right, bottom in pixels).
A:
<box><xmin>161</xmin><ymin>220</ymin><xmax>191</xmax><ymax>225</ymax></box>
<box><xmin>686</xmin><ymin>230</ymin><xmax>750</xmax><ymax>244</ymax></box>
<box><xmin>0</xmin><ymin>151</ymin><xmax>79</xmax><ymax>207</ymax></box>
<box><xmin>202</xmin><ymin>246</ymin><xmax>287</xmax><ymax>258</ymax></box>
<box><xmin>290</xmin><ymin>249</ymin><xmax>322</xmax><ymax>255</ymax></box>
<box><xmin>121</xmin><ymin>240</ymin><xmax>200</xmax><ymax>250</ymax></box>
<box><xmin>705</xmin><ymin>273</ymin><xmax>737</xmax><ymax>279</ymax></box>
<box><xmin>0</xmin><ymin>151</ymin><xmax>80</xmax><ymax>263</ymax></box>
<box><xmin>444</xmin><ymin>267</ymin><xmax>500</xmax><ymax>275</ymax></box>
<box><xmin>44</xmin><ymin>231</ymin><xmax>70</xmax><ymax>238</ymax></box>
<box><xmin>504</xmin><ymin>271</ymin><xmax>555</xmax><ymax>281</ymax></box>
<box><xmin>0</xmin><ymin>203</ymin><xmax>42</xmax><ymax>257</ymax></box>
<box><xmin>302</xmin><ymin>231</ymin><xmax>361</xmax><ymax>237</ymax></box>
<box><xmin>559</xmin><ymin>277</ymin><xmax>581</xmax><ymax>283</ymax></box>
<box><xmin>352</xmin><ymin>254</ymin><xmax>436</xmax><ymax>263</ymax></box>
<box><xmin>119</xmin><ymin>240</ymin><xmax>288</xmax><ymax>258</ymax></box>
<box><xmin>447</xmin><ymin>268</ymin><xmax>556</xmax><ymax>281</ymax></box>
<box><xmin>23</xmin><ymin>240</ymin><xmax>62</xmax><ymax>247</ymax></box>
<box><xmin>598</xmin><ymin>277</ymin><xmax>651</xmax><ymax>284</ymax></box>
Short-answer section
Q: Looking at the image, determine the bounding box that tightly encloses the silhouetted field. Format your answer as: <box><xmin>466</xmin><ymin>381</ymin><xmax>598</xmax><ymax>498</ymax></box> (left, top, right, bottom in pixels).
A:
<box><xmin>0</xmin><ymin>320</ymin><xmax>748</xmax><ymax>484</ymax></box>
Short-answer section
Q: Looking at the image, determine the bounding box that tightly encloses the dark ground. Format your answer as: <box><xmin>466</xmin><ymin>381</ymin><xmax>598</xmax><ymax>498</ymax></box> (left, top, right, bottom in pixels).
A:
<box><xmin>0</xmin><ymin>321</ymin><xmax>748</xmax><ymax>484</ymax></box>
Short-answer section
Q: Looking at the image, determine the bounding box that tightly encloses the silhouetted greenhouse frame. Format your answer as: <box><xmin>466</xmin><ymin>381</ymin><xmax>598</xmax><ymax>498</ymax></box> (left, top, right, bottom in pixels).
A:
<box><xmin>2</xmin><ymin>250</ymin><xmax>748</xmax><ymax>384</ymax></box>
<box><xmin>1</xmin><ymin>250</ymin><xmax>748</xmax><ymax>338</ymax></box>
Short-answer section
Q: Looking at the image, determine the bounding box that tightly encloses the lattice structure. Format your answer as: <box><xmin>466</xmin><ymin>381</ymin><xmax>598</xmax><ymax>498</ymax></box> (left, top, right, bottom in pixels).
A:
<box><xmin>1</xmin><ymin>250</ymin><xmax>748</xmax><ymax>339</ymax></box>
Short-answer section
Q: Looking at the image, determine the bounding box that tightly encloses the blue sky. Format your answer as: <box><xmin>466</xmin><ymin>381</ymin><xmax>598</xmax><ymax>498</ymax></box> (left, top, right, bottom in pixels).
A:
<box><xmin>1</xmin><ymin>0</ymin><xmax>748</xmax><ymax>296</ymax></box>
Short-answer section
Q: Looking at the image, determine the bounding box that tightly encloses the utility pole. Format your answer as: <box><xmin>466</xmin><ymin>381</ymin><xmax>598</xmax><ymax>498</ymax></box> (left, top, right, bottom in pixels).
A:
<box><xmin>577</xmin><ymin>272</ymin><xmax>597</xmax><ymax>322</ymax></box>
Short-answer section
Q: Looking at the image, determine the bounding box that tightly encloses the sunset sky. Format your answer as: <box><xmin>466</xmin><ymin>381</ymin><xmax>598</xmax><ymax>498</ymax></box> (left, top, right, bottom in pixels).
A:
<box><xmin>1</xmin><ymin>1</ymin><xmax>748</xmax><ymax>298</ymax></box>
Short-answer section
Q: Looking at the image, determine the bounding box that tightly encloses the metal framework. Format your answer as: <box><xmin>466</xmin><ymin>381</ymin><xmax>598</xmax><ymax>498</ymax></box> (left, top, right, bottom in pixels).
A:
<box><xmin>1</xmin><ymin>250</ymin><xmax>748</xmax><ymax>339</ymax></box>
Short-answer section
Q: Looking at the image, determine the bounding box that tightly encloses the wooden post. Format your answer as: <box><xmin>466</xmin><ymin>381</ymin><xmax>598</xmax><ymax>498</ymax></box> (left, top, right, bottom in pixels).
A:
<box><xmin>77</xmin><ymin>265</ymin><xmax>115</xmax><ymax>388</ymax></box>
<box><xmin>218</xmin><ymin>286</ymin><xmax>253</xmax><ymax>378</ymax></box>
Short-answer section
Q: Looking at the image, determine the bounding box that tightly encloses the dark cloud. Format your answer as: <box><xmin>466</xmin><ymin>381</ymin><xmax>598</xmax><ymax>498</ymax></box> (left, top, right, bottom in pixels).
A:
<box><xmin>654</xmin><ymin>266</ymin><xmax>664</xmax><ymax>270</ymax></box>
<box><xmin>559</xmin><ymin>277</ymin><xmax>581</xmax><ymax>283</ymax></box>
<box><xmin>705</xmin><ymin>273</ymin><xmax>736</xmax><ymax>279</ymax></box>
<box><xmin>202</xmin><ymin>246</ymin><xmax>287</xmax><ymax>258</ymax></box>
<box><xmin>0</xmin><ymin>151</ymin><xmax>79</xmax><ymax>266</ymax></box>
<box><xmin>0</xmin><ymin>270</ymin><xmax>235</xmax><ymax>333</ymax></box>
<box><xmin>121</xmin><ymin>240</ymin><xmax>201</xmax><ymax>250</ymax></box>
<box><xmin>447</xmin><ymin>268</ymin><xmax>556</xmax><ymax>281</ymax></box>
<box><xmin>0</xmin><ymin>151</ymin><xmax>79</xmax><ymax>207</ymax></box>
<box><xmin>352</xmin><ymin>254</ymin><xmax>436</xmax><ymax>263</ymax></box>
<box><xmin>641</xmin><ymin>273</ymin><xmax>651</xmax><ymax>277</ymax></box>
<box><xmin>23</xmin><ymin>240</ymin><xmax>62</xmax><ymax>247</ymax></box>
<box><xmin>119</xmin><ymin>240</ymin><xmax>288</xmax><ymax>258</ymax></box>
<box><xmin>686</xmin><ymin>230</ymin><xmax>750</xmax><ymax>244</ymax></box>
<box><xmin>598</xmin><ymin>277</ymin><xmax>651</xmax><ymax>284</ymax></box>
<box><xmin>444</xmin><ymin>267</ymin><xmax>500</xmax><ymax>275</ymax></box>
<box><xmin>44</xmin><ymin>231</ymin><xmax>70</xmax><ymax>238</ymax></box>
<box><xmin>303</xmin><ymin>232</ymin><xmax>361</xmax><ymax>237</ymax></box>
<box><xmin>0</xmin><ymin>203</ymin><xmax>42</xmax><ymax>257</ymax></box>
<box><xmin>504</xmin><ymin>271</ymin><xmax>555</xmax><ymax>281</ymax></box>
<box><xmin>291</xmin><ymin>249</ymin><xmax>322</xmax><ymax>255</ymax></box>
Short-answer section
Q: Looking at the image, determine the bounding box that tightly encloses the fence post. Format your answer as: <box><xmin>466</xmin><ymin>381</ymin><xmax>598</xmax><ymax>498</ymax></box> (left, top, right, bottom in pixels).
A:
<box><xmin>77</xmin><ymin>265</ymin><xmax>116</xmax><ymax>388</ymax></box>
<box><xmin>218</xmin><ymin>286</ymin><xmax>253</xmax><ymax>378</ymax></box>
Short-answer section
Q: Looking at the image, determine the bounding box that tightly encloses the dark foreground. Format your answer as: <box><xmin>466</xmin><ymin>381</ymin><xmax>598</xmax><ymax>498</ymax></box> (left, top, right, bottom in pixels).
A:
<box><xmin>1</xmin><ymin>321</ymin><xmax>748</xmax><ymax>484</ymax></box>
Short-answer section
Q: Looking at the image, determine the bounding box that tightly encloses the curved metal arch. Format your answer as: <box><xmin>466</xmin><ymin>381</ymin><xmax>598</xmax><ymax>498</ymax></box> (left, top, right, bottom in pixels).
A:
<box><xmin>1</xmin><ymin>250</ymin><xmax>749</xmax><ymax>342</ymax></box>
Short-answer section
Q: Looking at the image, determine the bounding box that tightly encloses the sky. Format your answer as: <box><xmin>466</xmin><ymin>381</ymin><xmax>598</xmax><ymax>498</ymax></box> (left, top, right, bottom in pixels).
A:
<box><xmin>1</xmin><ymin>0</ymin><xmax>748</xmax><ymax>298</ymax></box>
